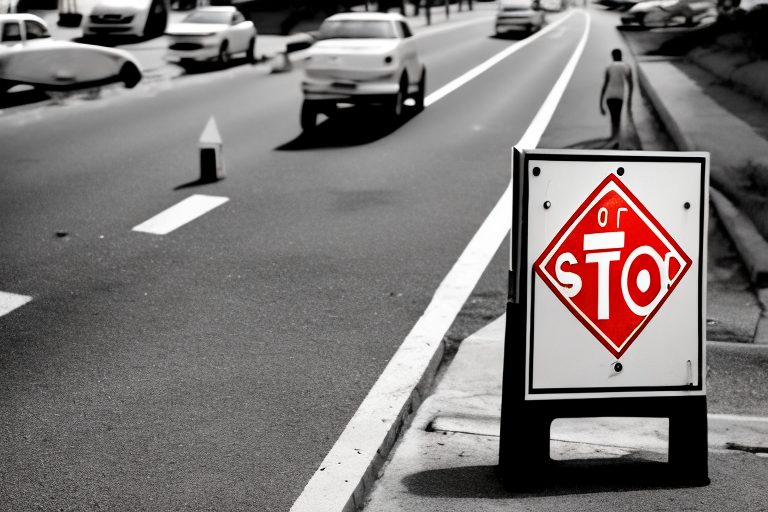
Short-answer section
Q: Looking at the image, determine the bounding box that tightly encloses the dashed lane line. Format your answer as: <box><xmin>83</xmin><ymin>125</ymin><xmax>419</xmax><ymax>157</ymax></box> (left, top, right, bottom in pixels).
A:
<box><xmin>0</xmin><ymin>291</ymin><xmax>32</xmax><ymax>318</ymax></box>
<box><xmin>132</xmin><ymin>194</ymin><xmax>229</xmax><ymax>235</ymax></box>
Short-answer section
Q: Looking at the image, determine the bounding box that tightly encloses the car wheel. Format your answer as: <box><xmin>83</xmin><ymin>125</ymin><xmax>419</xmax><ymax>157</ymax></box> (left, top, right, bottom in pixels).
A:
<box><xmin>246</xmin><ymin>38</ymin><xmax>256</xmax><ymax>64</ymax></box>
<box><xmin>413</xmin><ymin>69</ymin><xmax>426</xmax><ymax>113</ymax></box>
<box><xmin>392</xmin><ymin>74</ymin><xmax>407</xmax><ymax>119</ymax></box>
<box><xmin>144</xmin><ymin>0</ymin><xmax>167</xmax><ymax>38</ymax></box>
<box><xmin>218</xmin><ymin>41</ymin><xmax>230</xmax><ymax>66</ymax></box>
<box><xmin>119</xmin><ymin>62</ymin><xmax>142</xmax><ymax>89</ymax></box>
<box><xmin>300</xmin><ymin>100</ymin><xmax>318</xmax><ymax>131</ymax></box>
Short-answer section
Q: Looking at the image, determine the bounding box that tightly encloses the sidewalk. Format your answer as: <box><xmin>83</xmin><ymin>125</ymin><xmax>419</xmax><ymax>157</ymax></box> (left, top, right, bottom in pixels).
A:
<box><xmin>362</xmin><ymin>317</ymin><xmax>768</xmax><ymax>512</ymax></box>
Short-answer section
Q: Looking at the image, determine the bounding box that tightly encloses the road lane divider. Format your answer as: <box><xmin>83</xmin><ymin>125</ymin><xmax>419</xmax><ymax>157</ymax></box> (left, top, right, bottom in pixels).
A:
<box><xmin>290</xmin><ymin>10</ymin><xmax>591</xmax><ymax>512</ymax></box>
<box><xmin>0</xmin><ymin>291</ymin><xmax>32</xmax><ymax>318</ymax></box>
<box><xmin>424</xmin><ymin>9</ymin><xmax>581</xmax><ymax>108</ymax></box>
<box><xmin>132</xmin><ymin>194</ymin><xmax>229</xmax><ymax>235</ymax></box>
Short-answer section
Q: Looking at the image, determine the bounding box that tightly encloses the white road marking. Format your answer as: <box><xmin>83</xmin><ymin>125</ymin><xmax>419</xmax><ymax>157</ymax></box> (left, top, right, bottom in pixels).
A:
<box><xmin>425</xmin><ymin>10</ymin><xmax>580</xmax><ymax>108</ymax></box>
<box><xmin>132</xmin><ymin>194</ymin><xmax>229</xmax><ymax>235</ymax></box>
<box><xmin>290</xmin><ymin>11</ymin><xmax>591</xmax><ymax>512</ymax></box>
<box><xmin>0</xmin><ymin>291</ymin><xmax>32</xmax><ymax>317</ymax></box>
<box><xmin>709</xmin><ymin>413</ymin><xmax>768</xmax><ymax>423</ymax></box>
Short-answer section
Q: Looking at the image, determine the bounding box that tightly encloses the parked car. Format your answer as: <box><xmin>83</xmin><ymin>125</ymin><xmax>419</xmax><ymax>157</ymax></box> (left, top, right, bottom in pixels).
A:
<box><xmin>300</xmin><ymin>12</ymin><xmax>426</xmax><ymax>130</ymax></box>
<box><xmin>0</xmin><ymin>13</ymin><xmax>142</xmax><ymax>93</ymax></box>
<box><xmin>495</xmin><ymin>0</ymin><xmax>545</xmax><ymax>35</ymax></box>
<box><xmin>539</xmin><ymin>0</ymin><xmax>565</xmax><ymax>10</ymax></box>
<box><xmin>81</xmin><ymin>0</ymin><xmax>169</xmax><ymax>39</ymax></box>
<box><xmin>165</xmin><ymin>6</ymin><xmax>256</xmax><ymax>65</ymax></box>
<box><xmin>620</xmin><ymin>0</ymin><xmax>717</xmax><ymax>26</ymax></box>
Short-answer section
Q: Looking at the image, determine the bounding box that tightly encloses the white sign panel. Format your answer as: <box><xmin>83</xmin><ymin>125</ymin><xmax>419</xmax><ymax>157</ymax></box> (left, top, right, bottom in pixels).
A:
<box><xmin>520</xmin><ymin>149</ymin><xmax>708</xmax><ymax>401</ymax></box>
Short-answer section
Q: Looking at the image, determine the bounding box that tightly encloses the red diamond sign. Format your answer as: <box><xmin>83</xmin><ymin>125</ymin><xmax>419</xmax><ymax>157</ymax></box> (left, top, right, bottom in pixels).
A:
<box><xmin>534</xmin><ymin>174</ymin><xmax>692</xmax><ymax>359</ymax></box>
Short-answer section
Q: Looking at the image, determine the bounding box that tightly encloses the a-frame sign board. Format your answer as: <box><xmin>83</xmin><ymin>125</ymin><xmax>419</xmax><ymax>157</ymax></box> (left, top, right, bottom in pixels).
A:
<box><xmin>499</xmin><ymin>148</ymin><xmax>710</xmax><ymax>488</ymax></box>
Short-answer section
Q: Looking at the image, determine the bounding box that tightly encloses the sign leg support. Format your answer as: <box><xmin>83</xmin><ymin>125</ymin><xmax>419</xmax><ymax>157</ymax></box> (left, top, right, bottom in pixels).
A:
<box><xmin>668</xmin><ymin>395</ymin><xmax>709</xmax><ymax>484</ymax></box>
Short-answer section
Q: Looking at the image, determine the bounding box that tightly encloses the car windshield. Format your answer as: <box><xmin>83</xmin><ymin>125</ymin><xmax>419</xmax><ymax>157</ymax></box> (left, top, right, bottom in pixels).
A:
<box><xmin>317</xmin><ymin>20</ymin><xmax>397</xmax><ymax>39</ymax></box>
<box><xmin>183</xmin><ymin>11</ymin><xmax>231</xmax><ymax>24</ymax></box>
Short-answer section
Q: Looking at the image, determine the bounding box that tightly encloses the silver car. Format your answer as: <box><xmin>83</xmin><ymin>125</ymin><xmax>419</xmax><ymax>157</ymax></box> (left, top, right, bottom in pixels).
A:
<box><xmin>495</xmin><ymin>0</ymin><xmax>545</xmax><ymax>35</ymax></box>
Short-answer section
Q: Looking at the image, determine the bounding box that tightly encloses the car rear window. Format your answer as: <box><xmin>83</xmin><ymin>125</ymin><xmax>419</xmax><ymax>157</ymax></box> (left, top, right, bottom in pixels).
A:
<box><xmin>318</xmin><ymin>20</ymin><xmax>397</xmax><ymax>39</ymax></box>
<box><xmin>2</xmin><ymin>22</ymin><xmax>21</xmax><ymax>42</ymax></box>
<box><xmin>183</xmin><ymin>11</ymin><xmax>231</xmax><ymax>24</ymax></box>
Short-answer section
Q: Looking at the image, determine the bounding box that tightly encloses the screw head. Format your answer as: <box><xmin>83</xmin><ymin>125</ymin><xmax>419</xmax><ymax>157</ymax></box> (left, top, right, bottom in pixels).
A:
<box><xmin>617</xmin><ymin>167</ymin><xmax>625</xmax><ymax>176</ymax></box>
<box><xmin>684</xmin><ymin>202</ymin><xmax>691</xmax><ymax>210</ymax></box>
<box><xmin>543</xmin><ymin>201</ymin><xmax>551</xmax><ymax>209</ymax></box>
<box><xmin>532</xmin><ymin>167</ymin><xmax>541</xmax><ymax>176</ymax></box>
<box><xmin>614</xmin><ymin>362</ymin><xmax>623</xmax><ymax>373</ymax></box>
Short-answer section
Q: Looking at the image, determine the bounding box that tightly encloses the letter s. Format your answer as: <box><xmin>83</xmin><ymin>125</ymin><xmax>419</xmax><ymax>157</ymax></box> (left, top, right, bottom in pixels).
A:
<box><xmin>555</xmin><ymin>252</ymin><xmax>582</xmax><ymax>298</ymax></box>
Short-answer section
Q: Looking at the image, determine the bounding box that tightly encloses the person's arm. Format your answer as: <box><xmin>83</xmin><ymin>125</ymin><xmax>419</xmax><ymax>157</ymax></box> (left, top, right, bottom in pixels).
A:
<box><xmin>600</xmin><ymin>69</ymin><xmax>608</xmax><ymax>115</ymax></box>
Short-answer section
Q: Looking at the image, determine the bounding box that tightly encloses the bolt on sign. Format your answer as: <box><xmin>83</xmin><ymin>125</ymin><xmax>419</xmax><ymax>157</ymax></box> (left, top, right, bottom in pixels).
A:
<box><xmin>514</xmin><ymin>149</ymin><xmax>709</xmax><ymax>400</ymax></box>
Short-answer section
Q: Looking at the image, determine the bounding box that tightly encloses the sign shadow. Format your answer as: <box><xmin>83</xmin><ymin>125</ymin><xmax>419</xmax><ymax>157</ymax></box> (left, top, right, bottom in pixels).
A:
<box><xmin>402</xmin><ymin>459</ymin><xmax>706</xmax><ymax>500</ymax></box>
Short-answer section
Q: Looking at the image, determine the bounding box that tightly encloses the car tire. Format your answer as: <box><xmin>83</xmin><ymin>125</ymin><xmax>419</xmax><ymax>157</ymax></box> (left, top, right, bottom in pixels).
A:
<box><xmin>392</xmin><ymin>74</ymin><xmax>407</xmax><ymax>119</ymax></box>
<box><xmin>246</xmin><ymin>38</ymin><xmax>256</xmax><ymax>64</ymax></box>
<box><xmin>218</xmin><ymin>41</ymin><xmax>230</xmax><ymax>66</ymax></box>
<box><xmin>300</xmin><ymin>100</ymin><xmax>318</xmax><ymax>131</ymax></box>
<box><xmin>413</xmin><ymin>69</ymin><xmax>426</xmax><ymax>113</ymax></box>
<box><xmin>144</xmin><ymin>0</ymin><xmax>167</xmax><ymax>38</ymax></box>
<box><xmin>119</xmin><ymin>62</ymin><xmax>142</xmax><ymax>89</ymax></box>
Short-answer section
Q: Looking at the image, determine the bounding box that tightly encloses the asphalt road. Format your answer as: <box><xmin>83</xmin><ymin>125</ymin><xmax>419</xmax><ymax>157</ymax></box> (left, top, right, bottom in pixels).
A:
<box><xmin>0</xmin><ymin>10</ymin><xmax>595</xmax><ymax>511</ymax></box>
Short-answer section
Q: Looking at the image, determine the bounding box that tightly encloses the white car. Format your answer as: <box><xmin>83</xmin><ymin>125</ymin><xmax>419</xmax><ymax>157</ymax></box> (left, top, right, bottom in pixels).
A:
<box><xmin>495</xmin><ymin>0</ymin><xmax>545</xmax><ymax>35</ymax></box>
<box><xmin>0</xmin><ymin>13</ymin><xmax>142</xmax><ymax>93</ymax></box>
<box><xmin>301</xmin><ymin>12</ymin><xmax>426</xmax><ymax>130</ymax></box>
<box><xmin>82</xmin><ymin>0</ymin><xmax>169</xmax><ymax>39</ymax></box>
<box><xmin>165</xmin><ymin>6</ymin><xmax>256</xmax><ymax>65</ymax></box>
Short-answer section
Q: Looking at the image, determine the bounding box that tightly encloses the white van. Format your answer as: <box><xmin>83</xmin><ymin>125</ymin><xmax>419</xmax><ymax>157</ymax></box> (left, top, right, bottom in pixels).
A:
<box><xmin>79</xmin><ymin>0</ymin><xmax>171</xmax><ymax>38</ymax></box>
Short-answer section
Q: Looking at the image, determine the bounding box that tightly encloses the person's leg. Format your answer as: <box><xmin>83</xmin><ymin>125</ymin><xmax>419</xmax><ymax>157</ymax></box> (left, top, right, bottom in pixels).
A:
<box><xmin>607</xmin><ymin>98</ymin><xmax>623</xmax><ymax>142</ymax></box>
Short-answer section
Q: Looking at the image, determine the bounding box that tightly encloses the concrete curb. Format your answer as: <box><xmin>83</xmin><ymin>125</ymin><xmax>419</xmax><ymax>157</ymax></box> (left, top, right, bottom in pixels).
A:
<box><xmin>634</xmin><ymin>60</ymin><xmax>768</xmax><ymax>291</ymax></box>
<box><xmin>635</xmin><ymin>59</ymin><xmax>696</xmax><ymax>154</ymax></box>
<box><xmin>709</xmin><ymin>188</ymin><xmax>768</xmax><ymax>288</ymax></box>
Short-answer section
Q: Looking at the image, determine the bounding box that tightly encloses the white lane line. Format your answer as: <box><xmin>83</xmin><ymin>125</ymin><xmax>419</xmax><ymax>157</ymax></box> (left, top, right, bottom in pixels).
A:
<box><xmin>517</xmin><ymin>10</ymin><xmax>590</xmax><ymax>149</ymax></box>
<box><xmin>132</xmin><ymin>194</ymin><xmax>229</xmax><ymax>235</ymax></box>
<box><xmin>290</xmin><ymin>11</ymin><xmax>590</xmax><ymax>512</ymax></box>
<box><xmin>0</xmin><ymin>291</ymin><xmax>32</xmax><ymax>317</ymax></box>
<box><xmin>424</xmin><ymin>9</ymin><xmax>579</xmax><ymax>108</ymax></box>
<box><xmin>709</xmin><ymin>413</ymin><xmax>768</xmax><ymax>423</ymax></box>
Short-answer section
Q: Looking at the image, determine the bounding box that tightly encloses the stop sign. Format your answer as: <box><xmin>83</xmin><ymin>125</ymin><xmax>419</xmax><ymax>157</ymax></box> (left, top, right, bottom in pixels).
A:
<box><xmin>534</xmin><ymin>174</ymin><xmax>692</xmax><ymax>358</ymax></box>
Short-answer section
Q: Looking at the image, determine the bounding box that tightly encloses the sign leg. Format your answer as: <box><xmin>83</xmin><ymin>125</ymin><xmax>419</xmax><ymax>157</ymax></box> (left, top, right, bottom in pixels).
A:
<box><xmin>668</xmin><ymin>395</ymin><xmax>709</xmax><ymax>485</ymax></box>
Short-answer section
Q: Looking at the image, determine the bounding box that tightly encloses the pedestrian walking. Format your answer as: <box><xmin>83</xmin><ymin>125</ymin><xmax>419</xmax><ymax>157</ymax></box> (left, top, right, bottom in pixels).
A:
<box><xmin>599</xmin><ymin>48</ymin><xmax>633</xmax><ymax>148</ymax></box>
